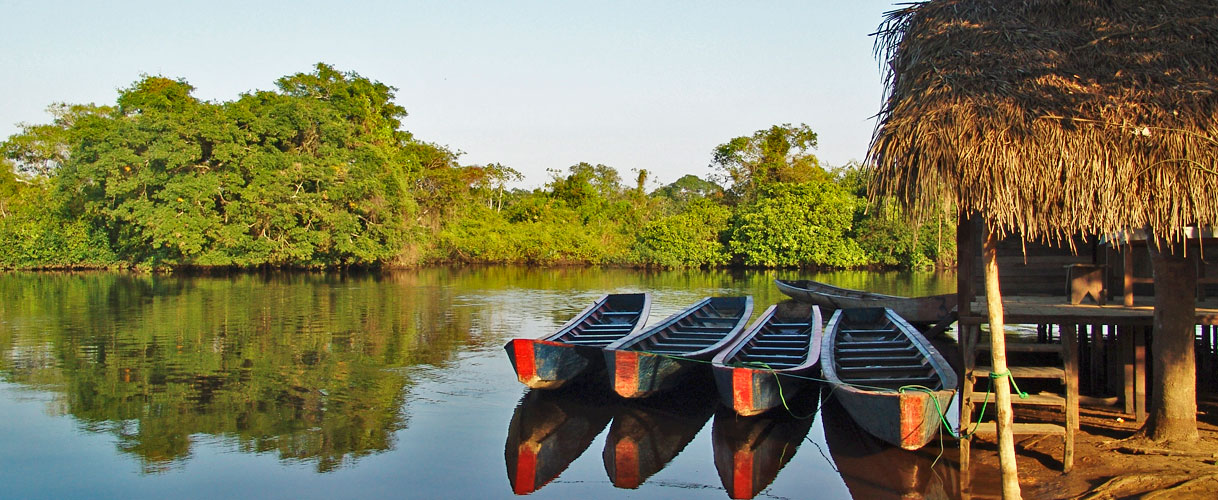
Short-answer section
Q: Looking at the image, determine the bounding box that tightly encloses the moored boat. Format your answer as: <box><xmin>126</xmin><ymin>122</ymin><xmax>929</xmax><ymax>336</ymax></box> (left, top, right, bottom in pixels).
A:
<box><xmin>711</xmin><ymin>302</ymin><xmax>823</xmax><ymax>416</ymax></box>
<box><xmin>821</xmin><ymin>307</ymin><xmax>957</xmax><ymax>450</ymax></box>
<box><xmin>603</xmin><ymin>296</ymin><xmax>752</xmax><ymax>399</ymax></box>
<box><xmin>505</xmin><ymin>293</ymin><xmax>651</xmax><ymax>389</ymax></box>
<box><xmin>821</xmin><ymin>397</ymin><xmax>960</xmax><ymax>500</ymax></box>
<box><xmin>774</xmin><ymin>279</ymin><xmax>956</xmax><ymax>327</ymax></box>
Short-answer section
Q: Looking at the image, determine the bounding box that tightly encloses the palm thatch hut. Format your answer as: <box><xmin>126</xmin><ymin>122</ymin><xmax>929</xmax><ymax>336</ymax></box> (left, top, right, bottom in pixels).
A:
<box><xmin>868</xmin><ymin>0</ymin><xmax>1218</xmax><ymax>492</ymax></box>
<box><xmin>870</xmin><ymin>0</ymin><xmax>1218</xmax><ymax>243</ymax></box>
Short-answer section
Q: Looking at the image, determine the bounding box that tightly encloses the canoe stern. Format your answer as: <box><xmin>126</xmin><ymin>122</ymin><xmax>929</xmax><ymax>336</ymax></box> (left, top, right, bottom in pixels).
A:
<box><xmin>506</xmin><ymin>339</ymin><xmax>601</xmax><ymax>389</ymax></box>
<box><xmin>897</xmin><ymin>389</ymin><xmax>953</xmax><ymax>450</ymax></box>
<box><xmin>608</xmin><ymin>350</ymin><xmax>692</xmax><ymax>398</ymax></box>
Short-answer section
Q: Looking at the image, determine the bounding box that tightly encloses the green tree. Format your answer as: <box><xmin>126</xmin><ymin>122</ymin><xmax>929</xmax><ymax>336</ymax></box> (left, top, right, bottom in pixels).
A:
<box><xmin>633</xmin><ymin>198</ymin><xmax>730</xmax><ymax>268</ymax></box>
<box><xmin>728</xmin><ymin>181</ymin><xmax>866</xmax><ymax>268</ymax></box>
<box><xmin>711</xmin><ymin>123</ymin><xmax>827</xmax><ymax>202</ymax></box>
<box><xmin>43</xmin><ymin>64</ymin><xmax>424</xmax><ymax>269</ymax></box>
<box><xmin>652</xmin><ymin>174</ymin><xmax>723</xmax><ymax>206</ymax></box>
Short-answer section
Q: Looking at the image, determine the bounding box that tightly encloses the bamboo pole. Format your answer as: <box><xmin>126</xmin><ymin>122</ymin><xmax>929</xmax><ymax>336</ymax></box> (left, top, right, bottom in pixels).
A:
<box><xmin>984</xmin><ymin>229</ymin><xmax>1022</xmax><ymax>499</ymax></box>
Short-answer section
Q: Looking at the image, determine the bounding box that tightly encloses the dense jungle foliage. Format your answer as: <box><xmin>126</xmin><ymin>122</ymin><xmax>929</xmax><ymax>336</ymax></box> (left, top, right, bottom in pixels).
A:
<box><xmin>1</xmin><ymin>64</ymin><xmax>953</xmax><ymax>271</ymax></box>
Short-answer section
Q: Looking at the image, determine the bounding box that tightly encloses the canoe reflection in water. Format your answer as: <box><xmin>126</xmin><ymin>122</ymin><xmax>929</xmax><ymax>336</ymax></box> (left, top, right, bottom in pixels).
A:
<box><xmin>712</xmin><ymin>385</ymin><xmax>820</xmax><ymax>499</ymax></box>
<box><xmin>822</xmin><ymin>397</ymin><xmax>962</xmax><ymax>500</ymax></box>
<box><xmin>504</xmin><ymin>387</ymin><xmax>615</xmax><ymax>495</ymax></box>
<box><xmin>603</xmin><ymin>378</ymin><xmax>718</xmax><ymax>489</ymax></box>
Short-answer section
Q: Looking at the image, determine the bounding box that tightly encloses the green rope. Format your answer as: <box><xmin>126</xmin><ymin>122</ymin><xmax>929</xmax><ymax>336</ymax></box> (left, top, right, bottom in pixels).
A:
<box><xmin>989</xmin><ymin>369</ymin><xmax>1030</xmax><ymax>399</ymax></box>
<box><xmin>739</xmin><ymin>360</ymin><xmax>817</xmax><ymax>420</ymax></box>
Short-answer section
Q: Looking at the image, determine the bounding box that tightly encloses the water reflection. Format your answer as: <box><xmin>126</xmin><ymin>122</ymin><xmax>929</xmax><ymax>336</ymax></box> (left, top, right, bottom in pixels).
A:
<box><xmin>822</xmin><ymin>397</ymin><xmax>961</xmax><ymax>500</ymax></box>
<box><xmin>504</xmin><ymin>387</ymin><xmax>615</xmax><ymax>494</ymax></box>
<box><xmin>602</xmin><ymin>376</ymin><xmax>717</xmax><ymax>489</ymax></box>
<box><xmin>711</xmin><ymin>385</ymin><xmax>820</xmax><ymax>499</ymax></box>
<box><xmin>0</xmin><ymin>272</ymin><xmax>473</xmax><ymax>473</ymax></box>
<box><xmin>0</xmin><ymin>267</ymin><xmax>960</xmax><ymax>498</ymax></box>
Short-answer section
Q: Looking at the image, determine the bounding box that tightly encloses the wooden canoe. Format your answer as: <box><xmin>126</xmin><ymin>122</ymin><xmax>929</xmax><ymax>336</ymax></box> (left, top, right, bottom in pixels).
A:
<box><xmin>505</xmin><ymin>293</ymin><xmax>651</xmax><ymax>389</ymax></box>
<box><xmin>821</xmin><ymin>307</ymin><xmax>958</xmax><ymax>450</ymax></box>
<box><xmin>711</xmin><ymin>302</ymin><xmax>823</xmax><ymax>416</ymax></box>
<box><xmin>603</xmin><ymin>296</ymin><xmax>753</xmax><ymax>399</ymax></box>
<box><xmin>711</xmin><ymin>386</ymin><xmax>818</xmax><ymax>499</ymax></box>
<box><xmin>504</xmin><ymin>388</ymin><xmax>614</xmax><ymax>494</ymax></box>
<box><xmin>821</xmin><ymin>397</ymin><xmax>960</xmax><ymax>500</ymax></box>
<box><xmin>774</xmin><ymin>279</ymin><xmax>956</xmax><ymax>327</ymax></box>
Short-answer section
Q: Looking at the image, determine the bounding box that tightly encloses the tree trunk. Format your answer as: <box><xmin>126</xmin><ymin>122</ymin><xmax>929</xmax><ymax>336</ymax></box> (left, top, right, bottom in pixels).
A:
<box><xmin>984</xmin><ymin>230</ymin><xmax>1022</xmax><ymax>499</ymax></box>
<box><xmin>1142</xmin><ymin>242</ymin><xmax>1199</xmax><ymax>443</ymax></box>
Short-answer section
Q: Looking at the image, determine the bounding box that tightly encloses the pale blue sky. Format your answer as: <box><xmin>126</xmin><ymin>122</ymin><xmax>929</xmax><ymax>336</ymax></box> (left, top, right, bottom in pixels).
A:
<box><xmin>1</xmin><ymin>0</ymin><xmax>901</xmax><ymax>188</ymax></box>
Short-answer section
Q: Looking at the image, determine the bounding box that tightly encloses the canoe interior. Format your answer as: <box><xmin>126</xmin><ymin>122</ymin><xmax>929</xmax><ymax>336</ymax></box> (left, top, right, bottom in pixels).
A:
<box><xmin>720</xmin><ymin>308</ymin><xmax>817</xmax><ymax>370</ymax></box>
<box><xmin>831</xmin><ymin>308</ymin><xmax>943</xmax><ymax>391</ymax></box>
<box><xmin>546</xmin><ymin>293</ymin><xmax>649</xmax><ymax>347</ymax></box>
<box><xmin>622</xmin><ymin>297</ymin><xmax>750</xmax><ymax>355</ymax></box>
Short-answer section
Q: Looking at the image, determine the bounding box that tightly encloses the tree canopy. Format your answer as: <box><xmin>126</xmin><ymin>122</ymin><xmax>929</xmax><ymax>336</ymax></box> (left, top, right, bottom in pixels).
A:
<box><xmin>1</xmin><ymin>65</ymin><xmax>946</xmax><ymax>271</ymax></box>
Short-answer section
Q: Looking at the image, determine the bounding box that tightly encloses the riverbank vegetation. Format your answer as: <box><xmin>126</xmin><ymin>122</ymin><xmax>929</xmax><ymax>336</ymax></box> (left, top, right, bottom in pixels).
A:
<box><xmin>1</xmin><ymin>64</ymin><xmax>953</xmax><ymax>271</ymax></box>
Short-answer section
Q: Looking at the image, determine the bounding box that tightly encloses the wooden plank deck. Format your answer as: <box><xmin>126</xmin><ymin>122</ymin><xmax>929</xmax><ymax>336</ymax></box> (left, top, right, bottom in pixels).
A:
<box><xmin>963</xmin><ymin>295</ymin><xmax>1218</xmax><ymax>325</ymax></box>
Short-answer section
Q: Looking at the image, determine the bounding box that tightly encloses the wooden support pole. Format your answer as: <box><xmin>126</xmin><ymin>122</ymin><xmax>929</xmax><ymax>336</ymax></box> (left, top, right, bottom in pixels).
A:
<box><xmin>1124</xmin><ymin>246</ymin><xmax>1135</xmax><ymax>307</ymax></box>
<box><xmin>1063</xmin><ymin>323</ymin><xmax>1079</xmax><ymax>472</ymax></box>
<box><xmin>984</xmin><ymin>230</ymin><xmax>1022</xmax><ymax>499</ymax></box>
<box><xmin>1122</xmin><ymin>324</ymin><xmax>1135</xmax><ymax>415</ymax></box>
<box><xmin>1135</xmin><ymin>326</ymin><xmax>1147</xmax><ymax>422</ymax></box>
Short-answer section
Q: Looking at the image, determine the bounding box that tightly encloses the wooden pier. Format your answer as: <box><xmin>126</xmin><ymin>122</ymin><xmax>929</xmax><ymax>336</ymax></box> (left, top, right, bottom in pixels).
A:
<box><xmin>954</xmin><ymin>220</ymin><xmax>1218</xmax><ymax>478</ymax></box>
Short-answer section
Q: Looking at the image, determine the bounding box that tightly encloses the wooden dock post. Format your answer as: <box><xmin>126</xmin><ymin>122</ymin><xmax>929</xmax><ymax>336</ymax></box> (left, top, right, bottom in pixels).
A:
<box><xmin>984</xmin><ymin>230</ymin><xmax>1021</xmax><ymax>499</ymax></box>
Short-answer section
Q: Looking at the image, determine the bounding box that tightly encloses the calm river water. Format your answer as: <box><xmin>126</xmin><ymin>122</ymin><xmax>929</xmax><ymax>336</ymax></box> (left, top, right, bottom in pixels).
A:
<box><xmin>0</xmin><ymin>267</ymin><xmax>960</xmax><ymax>499</ymax></box>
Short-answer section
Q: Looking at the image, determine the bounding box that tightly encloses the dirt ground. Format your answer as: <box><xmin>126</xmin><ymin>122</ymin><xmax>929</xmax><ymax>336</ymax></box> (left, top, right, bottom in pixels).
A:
<box><xmin>956</xmin><ymin>397</ymin><xmax>1218</xmax><ymax>499</ymax></box>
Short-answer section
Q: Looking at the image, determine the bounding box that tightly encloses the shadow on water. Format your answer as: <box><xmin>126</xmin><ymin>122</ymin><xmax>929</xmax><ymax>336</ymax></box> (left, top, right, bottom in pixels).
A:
<box><xmin>821</xmin><ymin>396</ymin><xmax>962</xmax><ymax>500</ymax></box>
<box><xmin>712</xmin><ymin>385</ymin><xmax>820</xmax><ymax>499</ymax></box>
<box><xmin>504</xmin><ymin>386</ymin><xmax>616</xmax><ymax>495</ymax></box>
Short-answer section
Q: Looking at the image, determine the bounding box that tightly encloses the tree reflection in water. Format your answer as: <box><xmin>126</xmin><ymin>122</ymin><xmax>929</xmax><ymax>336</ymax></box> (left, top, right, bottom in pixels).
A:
<box><xmin>0</xmin><ymin>271</ymin><xmax>471</xmax><ymax>473</ymax></box>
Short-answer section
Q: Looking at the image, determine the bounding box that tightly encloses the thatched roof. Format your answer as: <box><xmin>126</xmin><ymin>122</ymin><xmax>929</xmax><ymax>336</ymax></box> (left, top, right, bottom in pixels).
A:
<box><xmin>868</xmin><ymin>0</ymin><xmax>1218</xmax><ymax>244</ymax></box>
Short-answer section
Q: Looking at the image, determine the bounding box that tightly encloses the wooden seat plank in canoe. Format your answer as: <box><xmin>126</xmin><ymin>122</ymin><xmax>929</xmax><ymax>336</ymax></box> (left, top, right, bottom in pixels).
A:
<box><xmin>661</xmin><ymin>334</ymin><xmax>719</xmax><ymax>343</ymax></box>
<box><xmin>670</xmin><ymin>325</ymin><xmax>735</xmax><ymax>333</ymax></box>
<box><xmin>745</xmin><ymin>353</ymin><xmax>807</xmax><ymax>361</ymax></box>
<box><xmin>838</xmin><ymin>363</ymin><xmax>931</xmax><ymax>373</ymax></box>
<box><xmin>649</xmin><ymin>342</ymin><xmax>716</xmax><ymax>352</ymax></box>
<box><xmin>837</xmin><ymin>339</ymin><xmax>909</xmax><ymax>348</ymax></box>
<box><xmin>665</xmin><ymin>330</ymin><xmax>730</xmax><ymax>338</ymax></box>
<box><xmin>836</xmin><ymin>355</ymin><xmax>924</xmax><ymax>365</ymax></box>
<box><xmin>751</xmin><ymin>340</ymin><xmax>808</xmax><ymax>348</ymax></box>
<box><xmin>744</xmin><ymin>346</ymin><xmax>808</xmax><ymax>355</ymax></box>
<box><xmin>561</xmin><ymin>339</ymin><xmax>619</xmax><ymax>346</ymax></box>
<box><xmin>841</xmin><ymin>376</ymin><xmax>942</xmax><ymax>388</ymax></box>
<box><xmin>756</xmin><ymin>333</ymin><xmax>810</xmax><ymax>340</ymax></box>
<box><xmin>738</xmin><ymin>360</ymin><xmax>801</xmax><ymax>369</ymax></box>
<box><xmin>582</xmin><ymin>324</ymin><xmax>634</xmax><ymax>331</ymax></box>
<box><xmin>836</xmin><ymin>345</ymin><xmax>916</xmax><ymax>355</ymax></box>
<box><xmin>567</xmin><ymin>333</ymin><xmax>628</xmax><ymax>341</ymax></box>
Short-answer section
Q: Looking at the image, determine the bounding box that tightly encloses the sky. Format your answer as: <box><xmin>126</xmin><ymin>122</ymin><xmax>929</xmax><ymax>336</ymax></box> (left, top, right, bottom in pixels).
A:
<box><xmin>1</xmin><ymin>0</ymin><xmax>902</xmax><ymax>189</ymax></box>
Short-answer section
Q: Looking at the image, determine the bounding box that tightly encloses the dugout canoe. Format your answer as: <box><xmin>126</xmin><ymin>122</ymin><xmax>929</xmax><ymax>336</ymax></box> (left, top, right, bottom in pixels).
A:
<box><xmin>774</xmin><ymin>279</ymin><xmax>956</xmax><ymax>327</ymax></box>
<box><xmin>711</xmin><ymin>302</ymin><xmax>823</xmax><ymax>416</ymax></box>
<box><xmin>821</xmin><ymin>397</ymin><xmax>960</xmax><ymax>500</ymax></box>
<box><xmin>505</xmin><ymin>293</ymin><xmax>651</xmax><ymax>389</ymax></box>
<box><xmin>603</xmin><ymin>296</ymin><xmax>753</xmax><ymax>399</ymax></box>
<box><xmin>821</xmin><ymin>307</ymin><xmax>957</xmax><ymax>450</ymax></box>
